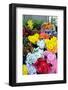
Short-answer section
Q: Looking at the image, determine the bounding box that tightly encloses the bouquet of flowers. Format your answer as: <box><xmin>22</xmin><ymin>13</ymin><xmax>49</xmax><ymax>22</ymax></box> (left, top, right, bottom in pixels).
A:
<box><xmin>22</xmin><ymin>18</ymin><xmax>57</xmax><ymax>75</ymax></box>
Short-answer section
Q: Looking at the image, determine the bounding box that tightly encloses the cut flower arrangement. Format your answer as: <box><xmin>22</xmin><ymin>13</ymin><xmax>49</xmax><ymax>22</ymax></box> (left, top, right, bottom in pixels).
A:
<box><xmin>23</xmin><ymin>16</ymin><xmax>57</xmax><ymax>75</ymax></box>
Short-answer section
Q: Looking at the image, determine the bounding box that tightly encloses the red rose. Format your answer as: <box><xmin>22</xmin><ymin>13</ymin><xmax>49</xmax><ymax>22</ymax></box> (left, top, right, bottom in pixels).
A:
<box><xmin>33</xmin><ymin>58</ymin><xmax>51</xmax><ymax>74</ymax></box>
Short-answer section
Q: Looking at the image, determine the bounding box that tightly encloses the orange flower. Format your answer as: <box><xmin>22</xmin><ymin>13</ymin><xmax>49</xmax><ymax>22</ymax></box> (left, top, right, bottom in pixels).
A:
<box><xmin>40</xmin><ymin>32</ymin><xmax>50</xmax><ymax>39</ymax></box>
<box><xmin>41</xmin><ymin>22</ymin><xmax>54</xmax><ymax>30</ymax></box>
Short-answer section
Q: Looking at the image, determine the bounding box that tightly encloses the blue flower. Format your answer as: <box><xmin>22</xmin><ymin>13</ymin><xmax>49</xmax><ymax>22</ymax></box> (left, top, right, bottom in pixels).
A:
<box><xmin>44</xmin><ymin>30</ymin><xmax>57</xmax><ymax>36</ymax></box>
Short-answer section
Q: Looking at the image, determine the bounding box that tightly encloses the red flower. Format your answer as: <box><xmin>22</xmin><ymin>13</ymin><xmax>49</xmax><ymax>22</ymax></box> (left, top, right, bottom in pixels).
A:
<box><xmin>33</xmin><ymin>58</ymin><xmax>51</xmax><ymax>74</ymax></box>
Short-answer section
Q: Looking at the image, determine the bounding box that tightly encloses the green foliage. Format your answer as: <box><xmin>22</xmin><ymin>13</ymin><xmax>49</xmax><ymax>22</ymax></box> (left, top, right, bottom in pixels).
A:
<box><xmin>33</xmin><ymin>20</ymin><xmax>43</xmax><ymax>29</ymax></box>
<box><xmin>23</xmin><ymin>19</ymin><xmax>43</xmax><ymax>29</ymax></box>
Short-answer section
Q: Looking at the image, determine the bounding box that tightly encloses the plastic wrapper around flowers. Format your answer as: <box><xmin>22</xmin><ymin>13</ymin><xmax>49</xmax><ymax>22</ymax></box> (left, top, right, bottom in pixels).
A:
<box><xmin>22</xmin><ymin>18</ymin><xmax>57</xmax><ymax>75</ymax></box>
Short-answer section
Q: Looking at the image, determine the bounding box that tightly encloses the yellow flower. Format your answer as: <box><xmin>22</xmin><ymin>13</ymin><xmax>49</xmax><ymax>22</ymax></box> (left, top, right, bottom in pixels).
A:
<box><xmin>45</xmin><ymin>36</ymin><xmax>57</xmax><ymax>53</ymax></box>
<box><xmin>28</xmin><ymin>33</ymin><xmax>39</xmax><ymax>44</ymax></box>
<box><xmin>22</xmin><ymin>65</ymin><xmax>28</xmax><ymax>75</ymax></box>
<box><xmin>51</xmin><ymin>36</ymin><xmax>57</xmax><ymax>42</ymax></box>
<box><xmin>27</xmin><ymin>19</ymin><xmax>33</xmax><ymax>30</ymax></box>
<box><xmin>48</xmin><ymin>43</ymin><xmax>54</xmax><ymax>49</ymax></box>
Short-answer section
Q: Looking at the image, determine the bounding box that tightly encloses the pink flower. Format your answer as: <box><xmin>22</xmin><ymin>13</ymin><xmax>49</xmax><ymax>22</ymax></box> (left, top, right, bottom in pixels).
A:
<box><xmin>43</xmin><ymin>51</ymin><xmax>57</xmax><ymax>73</ymax></box>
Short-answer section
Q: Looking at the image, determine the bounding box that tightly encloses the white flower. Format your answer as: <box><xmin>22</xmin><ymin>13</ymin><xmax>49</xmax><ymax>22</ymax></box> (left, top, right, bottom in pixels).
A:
<box><xmin>37</xmin><ymin>39</ymin><xmax>45</xmax><ymax>49</ymax></box>
<box><xmin>26</xmin><ymin>64</ymin><xmax>36</xmax><ymax>75</ymax></box>
<box><xmin>26</xmin><ymin>47</ymin><xmax>44</xmax><ymax>65</ymax></box>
